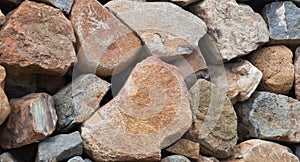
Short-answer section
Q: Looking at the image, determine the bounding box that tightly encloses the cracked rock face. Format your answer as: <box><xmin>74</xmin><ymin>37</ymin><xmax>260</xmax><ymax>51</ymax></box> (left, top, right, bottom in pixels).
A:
<box><xmin>70</xmin><ymin>0</ymin><xmax>142</xmax><ymax>77</ymax></box>
<box><xmin>235</xmin><ymin>91</ymin><xmax>300</xmax><ymax>143</ymax></box>
<box><xmin>0</xmin><ymin>1</ymin><xmax>76</xmax><ymax>76</ymax></box>
<box><xmin>190</xmin><ymin>0</ymin><xmax>269</xmax><ymax>61</ymax></box>
<box><xmin>81</xmin><ymin>57</ymin><xmax>192</xmax><ymax>161</ymax></box>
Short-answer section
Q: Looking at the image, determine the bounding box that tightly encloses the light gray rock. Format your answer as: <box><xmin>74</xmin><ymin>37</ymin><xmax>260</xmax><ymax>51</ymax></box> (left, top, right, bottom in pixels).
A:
<box><xmin>53</xmin><ymin>74</ymin><xmax>110</xmax><ymax>132</ymax></box>
<box><xmin>35</xmin><ymin>0</ymin><xmax>74</xmax><ymax>14</ymax></box>
<box><xmin>36</xmin><ymin>131</ymin><xmax>83</xmax><ymax>162</ymax></box>
<box><xmin>235</xmin><ymin>91</ymin><xmax>300</xmax><ymax>143</ymax></box>
<box><xmin>161</xmin><ymin>155</ymin><xmax>191</xmax><ymax>162</ymax></box>
<box><xmin>156</xmin><ymin>0</ymin><xmax>200</xmax><ymax>6</ymax></box>
<box><xmin>68</xmin><ymin>156</ymin><xmax>85</xmax><ymax>162</ymax></box>
<box><xmin>190</xmin><ymin>0</ymin><xmax>269</xmax><ymax>61</ymax></box>
<box><xmin>0</xmin><ymin>153</ymin><xmax>18</xmax><ymax>162</ymax></box>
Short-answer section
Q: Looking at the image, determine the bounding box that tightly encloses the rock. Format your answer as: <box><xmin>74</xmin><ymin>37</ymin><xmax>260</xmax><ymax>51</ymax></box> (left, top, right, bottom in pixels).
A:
<box><xmin>35</xmin><ymin>0</ymin><xmax>74</xmax><ymax>14</ymax></box>
<box><xmin>37</xmin><ymin>75</ymin><xmax>65</xmax><ymax>94</ymax></box>
<box><xmin>81</xmin><ymin>56</ymin><xmax>192</xmax><ymax>161</ymax></box>
<box><xmin>0</xmin><ymin>10</ymin><xmax>5</xmax><ymax>26</ymax></box>
<box><xmin>0</xmin><ymin>93</ymin><xmax>57</xmax><ymax>149</ymax></box>
<box><xmin>157</xmin><ymin>0</ymin><xmax>200</xmax><ymax>6</ymax></box>
<box><xmin>166</xmin><ymin>139</ymin><xmax>200</xmax><ymax>159</ymax></box>
<box><xmin>294</xmin><ymin>47</ymin><xmax>300</xmax><ymax>100</ymax></box>
<box><xmin>70</xmin><ymin>0</ymin><xmax>141</xmax><ymax>77</ymax></box>
<box><xmin>198</xmin><ymin>155</ymin><xmax>219</xmax><ymax>162</ymax></box>
<box><xmin>0</xmin><ymin>66</ymin><xmax>10</xmax><ymax>126</ymax></box>
<box><xmin>225</xmin><ymin>59</ymin><xmax>262</xmax><ymax>104</ymax></box>
<box><xmin>68</xmin><ymin>156</ymin><xmax>85</xmax><ymax>162</ymax></box>
<box><xmin>105</xmin><ymin>0</ymin><xmax>207</xmax><ymax>59</ymax></box>
<box><xmin>36</xmin><ymin>131</ymin><xmax>83</xmax><ymax>162</ymax></box>
<box><xmin>161</xmin><ymin>155</ymin><xmax>191</xmax><ymax>162</ymax></box>
<box><xmin>235</xmin><ymin>91</ymin><xmax>300</xmax><ymax>143</ymax></box>
<box><xmin>53</xmin><ymin>74</ymin><xmax>110</xmax><ymax>132</ymax></box>
<box><xmin>0</xmin><ymin>153</ymin><xmax>18</xmax><ymax>162</ymax></box>
<box><xmin>189</xmin><ymin>0</ymin><xmax>269</xmax><ymax>61</ymax></box>
<box><xmin>249</xmin><ymin>45</ymin><xmax>294</xmax><ymax>95</ymax></box>
<box><xmin>225</xmin><ymin>139</ymin><xmax>298</xmax><ymax>162</ymax></box>
<box><xmin>5</xmin><ymin>73</ymin><xmax>37</xmax><ymax>98</ymax></box>
<box><xmin>263</xmin><ymin>1</ymin><xmax>300</xmax><ymax>45</ymax></box>
<box><xmin>185</xmin><ymin>79</ymin><xmax>237</xmax><ymax>158</ymax></box>
<box><xmin>0</xmin><ymin>1</ymin><xmax>76</xmax><ymax>76</ymax></box>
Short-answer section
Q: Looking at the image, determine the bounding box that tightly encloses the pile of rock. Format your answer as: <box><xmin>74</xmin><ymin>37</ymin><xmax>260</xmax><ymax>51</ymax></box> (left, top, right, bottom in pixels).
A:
<box><xmin>0</xmin><ymin>0</ymin><xmax>300</xmax><ymax>161</ymax></box>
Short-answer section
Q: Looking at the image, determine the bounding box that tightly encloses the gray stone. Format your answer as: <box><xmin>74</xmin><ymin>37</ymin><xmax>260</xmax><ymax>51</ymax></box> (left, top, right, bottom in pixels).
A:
<box><xmin>0</xmin><ymin>153</ymin><xmax>18</xmax><ymax>162</ymax></box>
<box><xmin>36</xmin><ymin>131</ymin><xmax>83</xmax><ymax>162</ymax></box>
<box><xmin>190</xmin><ymin>0</ymin><xmax>269</xmax><ymax>61</ymax></box>
<box><xmin>156</xmin><ymin>0</ymin><xmax>200</xmax><ymax>6</ymax></box>
<box><xmin>235</xmin><ymin>91</ymin><xmax>300</xmax><ymax>143</ymax></box>
<box><xmin>161</xmin><ymin>155</ymin><xmax>191</xmax><ymax>162</ymax></box>
<box><xmin>68</xmin><ymin>156</ymin><xmax>85</xmax><ymax>162</ymax></box>
<box><xmin>36</xmin><ymin>0</ymin><xmax>74</xmax><ymax>14</ymax></box>
<box><xmin>263</xmin><ymin>1</ymin><xmax>300</xmax><ymax>44</ymax></box>
<box><xmin>53</xmin><ymin>74</ymin><xmax>110</xmax><ymax>132</ymax></box>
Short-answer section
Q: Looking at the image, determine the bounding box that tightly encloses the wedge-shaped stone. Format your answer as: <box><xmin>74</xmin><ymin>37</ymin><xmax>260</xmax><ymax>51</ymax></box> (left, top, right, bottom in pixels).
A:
<box><xmin>81</xmin><ymin>56</ymin><xmax>192</xmax><ymax>161</ymax></box>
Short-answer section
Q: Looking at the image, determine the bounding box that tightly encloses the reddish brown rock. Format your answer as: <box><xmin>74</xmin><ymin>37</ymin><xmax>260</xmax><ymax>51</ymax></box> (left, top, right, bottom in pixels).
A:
<box><xmin>0</xmin><ymin>93</ymin><xmax>57</xmax><ymax>149</ymax></box>
<box><xmin>0</xmin><ymin>1</ymin><xmax>76</xmax><ymax>76</ymax></box>
<box><xmin>70</xmin><ymin>0</ymin><xmax>141</xmax><ymax>76</ymax></box>
<box><xmin>224</xmin><ymin>139</ymin><xmax>298</xmax><ymax>162</ymax></box>
<box><xmin>294</xmin><ymin>47</ymin><xmax>300</xmax><ymax>100</ymax></box>
<box><xmin>81</xmin><ymin>57</ymin><xmax>192</xmax><ymax>161</ymax></box>
<box><xmin>166</xmin><ymin>139</ymin><xmax>200</xmax><ymax>159</ymax></box>
<box><xmin>249</xmin><ymin>45</ymin><xmax>294</xmax><ymax>95</ymax></box>
<box><xmin>0</xmin><ymin>10</ymin><xmax>5</xmax><ymax>26</ymax></box>
<box><xmin>0</xmin><ymin>66</ymin><xmax>10</xmax><ymax>126</ymax></box>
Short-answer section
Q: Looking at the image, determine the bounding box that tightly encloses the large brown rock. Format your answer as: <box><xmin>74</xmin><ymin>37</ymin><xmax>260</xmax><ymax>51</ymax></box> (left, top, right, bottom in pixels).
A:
<box><xmin>105</xmin><ymin>0</ymin><xmax>207</xmax><ymax>59</ymax></box>
<box><xmin>0</xmin><ymin>1</ymin><xmax>76</xmax><ymax>76</ymax></box>
<box><xmin>0</xmin><ymin>66</ymin><xmax>10</xmax><ymax>126</ymax></box>
<box><xmin>294</xmin><ymin>47</ymin><xmax>300</xmax><ymax>100</ymax></box>
<box><xmin>81</xmin><ymin>56</ymin><xmax>192</xmax><ymax>161</ymax></box>
<box><xmin>166</xmin><ymin>139</ymin><xmax>200</xmax><ymax>159</ymax></box>
<box><xmin>0</xmin><ymin>93</ymin><xmax>57</xmax><ymax>149</ymax></box>
<box><xmin>190</xmin><ymin>0</ymin><xmax>269</xmax><ymax>61</ymax></box>
<box><xmin>185</xmin><ymin>79</ymin><xmax>237</xmax><ymax>158</ymax></box>
<box><xmin>70</xmin><ymin>0</ymin><xmax>141</xmax><ymax>76</ymax></box>
<box><xmin>249</xmin><ymin>45</ymin><xmax>294</xmax><ymax>95</ymax></box>
<box><xmin>224</xmin><ymin>139</ymin><xmax>298</xmax><ymax>162</ymax></box>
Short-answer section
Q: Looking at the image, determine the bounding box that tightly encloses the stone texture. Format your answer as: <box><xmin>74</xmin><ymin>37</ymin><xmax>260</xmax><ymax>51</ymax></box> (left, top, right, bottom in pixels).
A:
<box><xmin>68</xmin><ymin>156</ymin><xmax>85</xmax><ymax>162</ymax></box>
<box><xmin>70</xmin><ymin>0</ymin><xmax>141</xmax><ymax>76</ymax></box>
<box><xmin>0</xmin><ymin>1</ymin><xmax>76</xmax><ymax>76</ymax></box>
<box><xmin>185</xmin><ymin>79</ymin><xmax>237</xmax><ymax>158</ymax></box>
<box><xmin>81</xmin><ymin>56</ymin><xmax>192</xmax><ymax>161</ymax></box>
<box><xmin>166</xmin><ymin>139</ymin><xmax>200</xmax><ymax>159</ymax></box>
<box><xmin>35</xmin><ymin>0</ymin><xmax>74</xmax><ymax>14</ymax></box>
<box><xmin>157</xmin><ymin>0</ymin><xmax>200</xmax><ymax>6</ymax></box>
<box><xmin>0</xmin><ymin>93</ymin><xmax>57</xmax><ymax>149</ymax></box>
<box><xmin>161</xmin><ymin>155</ymin><xmax>191</xmax><ymax>162</ymax></box>
<box><xmin>249</xmin><ymin>45</ymin><xmax>294</xmax><ymax>95</ymax></box>
<box><xmin>5</xmin><ymin>73</ymin><xmax>37</xmax><ymax>98</ymax></box>
<box><xmin>36</xmin><ymin>131</ymin><xmax>83</xmax><ymax>162</ymax></box>
<box><xmin>235</xmin><ymin>91</ymin><xmax>300</xmax><ymax>143</ymax></box>
<box><xmin>190</xmin><ymin>0</ymin><xmax>269</xmax><ymax>61</ymax></box>
<box><xmin>105</xmin><ymin>0</ymin><xmax>207</xmax><ymax>59</ymax></box>
<box><xmin>263</xmin><ymin>1</ymin><xmax>300</xmax><ymax>44</ymax></box>
<box><xmin>0</xmin><ymin>10</ymin><xmax>5</xmax><ymax>26</ymax></box>
<box><xmin>198</xmin><ymin>156</ymin><xmax>219</xmax><ymax>162</ymax></box>
<box><xmin>294</xmin><ymin>47</ymin><xmax>300</xmax><ymax>100</ymax></box>
<box><xmin>0</xmin><ymin>66</ymin><xmax>10</xmax><ymax>126</ymax></box>
<box><xmin>225</xmin><ymin>59</ymin><xmax>262</xmax><ymax>104</ymax></box>
<box><xmin>53</xmin><ymin>74</ymin><xmax>110</xmax><ymax>132</ymax></box>
<box><xmin>225</xmin><ymin>139</ymin><xmax>298</xmax><ymax>162</ymax></box>
<box><xmin>0</xmin><ymin>153</ymin><xmax>18</xmax><ymax>162</ymax></box>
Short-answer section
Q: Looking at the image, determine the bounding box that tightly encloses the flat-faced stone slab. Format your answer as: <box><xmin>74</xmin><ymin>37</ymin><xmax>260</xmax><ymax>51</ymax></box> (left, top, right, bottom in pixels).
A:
<box><xmin>225</xmin><ymin>139</ymin><xmax>298</xmax><ymax>162</ymax></box>
<box><xmin>0</xmin><ymin>93</ymin><xmax>57</xmax><ymax>149</ymax></box>
<box><xmin>263</xmin><ymin>1</ymin><xmax>300</xmax><ymax>44</ymax></box>
<box><xmin>81</xmin><ymin>56</ymin><xmax>192</xmax><ymax>161</ymax></box>
<box><xmin>166</xmin><ymin>139</ymin><xmax>200</xmax><ymax>159</ymax></box>
<box><xmin>36</xmin><ymin>131</ymin><xmax>83</xmax><ymax>162</ymax></box>
<box><xmin>185</xmin><ymin>79</ymin><xmax>237</xmax><ymax>158</ymax></box>
<box><xmin>53</xmin><ymin>74</ymin><xmax>110</xmax><ymax>132</ymax></box>
<box><xmin>190</xmin><ymin>0</ymin><xmax>269</xmax><ymax>61</ymax></box>
<box><xmin>0</xmin><ymin>1</ymin><xmax>76</xmax><ymax>76</ymax></box>
<box><xmin>70</xmin><ymin>0</ymin><xmax>141</xmax><ymax>76</ymax></box>
<box><xmin>235</xmin><ymin>91</ymin><xmax>300</xmax><ymax>143</ymax></box>
<box><xmin>105</xmin><ymin>0</ymin><xmax>207</xmax><ymax>59</ymax></box>
<box><xmin>225</xmin><ymin>59</ymin><xmax>262</xmax><ymax>104</ymax></box>
<box><xmin>0</xmin><ymin>65</ymin><xmax>10</xmax><ymax>126</ymax></box>
<box><xmin>35</xmin><ymin>0</ymin><xmax>74</xmax><ymax>14</ymax></box>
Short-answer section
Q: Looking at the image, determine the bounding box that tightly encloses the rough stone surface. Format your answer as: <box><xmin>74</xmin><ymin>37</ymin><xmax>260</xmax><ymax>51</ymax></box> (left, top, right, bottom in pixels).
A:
<box><xmin>185</xmin><ymin>79</ymin><xmax>237</xmax><ymax>158</ymax></box>
<box><xmin>68</xmin><ymin>156</ymin><xmax>85</xmax><ymax>162</ymax></box>
<box><xmin>0</xmin><ymin>66</ymin><xmax>10</xmax><ymax>126</ymax></box>
<box><xmin>105</xmin><ymin>0</ymin><xmax>207</xmax><ymax>59</ymax></box>
<box><xmin>157</xmin><ymin>0</ymin><xmax>200</xmax><ymax>6</ymax></box>
<box><xmin>0</xmin><ymin>1</ymin><xmax>76</xmax><ymax>76</ymax></box>
<box><xmin>5</xmin><ymin>73</ymin><xmax>37</xmax><ymax>98</ymax></box>
<box><xmin>198</xmin><ymin>155</ymin><xmax>219</xmax><ymax>162</ymax></box>
<box><xmin>70</xmin><ymin>0</ymin><xmax>141</xmax><ymax>76</ymax></box>
<box><xmin>36</xmin><ymin>0</ymin><xmax>74</xmax><ymax>14</ymax></box>
<box><xmin>166</xmin><ymin>139</ymin><xmax>200</xmax><ymax>159</ymax></box>
<box><xmin>190</xmin><ymin>0</ymin><xmax>269</xmax><ymax>61</ymax></box>
<box><xmin>263</xmin><ymin>1</ymin><xmax>300</xmax><ymax>44</ymax></box>
<box><xmin>0</xmin><ymin>153</ymin><xmax>18</xmax><ymax>162</ymax></box>
<box><xmin>249</xmin><ymin>45</ymin><xmax>294</xmax><ymax>95</ymax></box>
<box><xmin>81</xmin><ymin>56</ymin><xmax>192</xmax><ymax>161</ymax></box>
<box><xmin>53</xmin><ymin>74</ymin><xmax>110</xmax><ymax>132</ymax></box>
<box><xmin>225</xmin><ymin>139</ymin><xmax>298</xmax><ymax>162</ymax></box>
<box><xmin>294</xmin><ymin>47</ymin><xmax>300</xmax><ymax>100</ymax></box>
<box><xmin>161</xmin><ymin>155</ymin><xmax>191</xmax><ymax>162</ymax></box>
<box><xmin>0</xmin><ymin>10</ymin><xmax>5</xmax><ymax>26</ymax></box>
<box><xmin>225</xmin><ymin>59</ymin><xmax>262</xmax><ymax>104</ymax></box>
<box><xmin>0</xmin><ymin>93</ymin><xmax>57</xmax><ymax>149</ymax></box>
<box><xmin>36</xmin><ymin>131</ymin><xmax>83</xmax><ymax>162</ymax></box>
<box><xmin>235</xmin><ymin>91</ymin><xmax>300</xmax><ymax>143</ymax></box>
